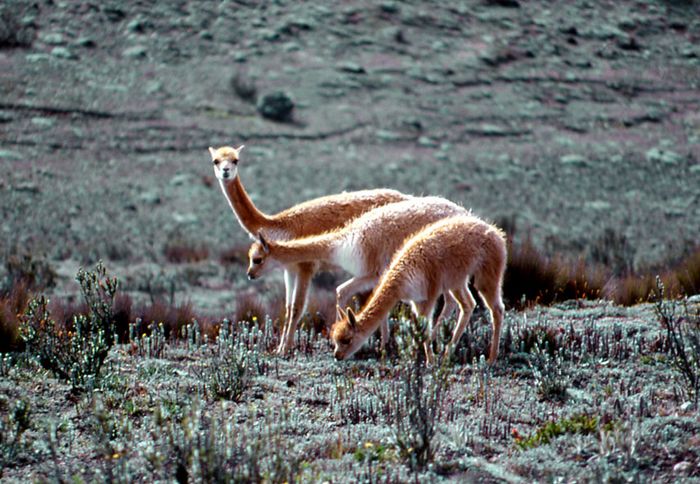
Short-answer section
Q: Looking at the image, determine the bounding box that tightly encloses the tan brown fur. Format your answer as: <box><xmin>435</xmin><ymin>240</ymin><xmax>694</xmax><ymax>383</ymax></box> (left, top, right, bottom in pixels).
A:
<box><xmin>331</xmin><ymin>215</ymin><xmax>507</xmax><ymax>364</ymax></box>
<box><xmin>247</xmin><ymin>197</ymin><xmax>467</xmax><ymax>347</ymax></box>
<box><xmin>209</xmin><ymin>145</ymin><xmax>410</xmax><ymax>354</ymax></box>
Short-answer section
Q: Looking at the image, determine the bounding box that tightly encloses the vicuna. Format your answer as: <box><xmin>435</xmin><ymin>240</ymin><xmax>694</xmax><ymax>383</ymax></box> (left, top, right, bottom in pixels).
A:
<box><xmin>331</xmin><ymin>215</ymin><xmax>507</xmax><ymax>364</ymax></box>
<box><xmin>209</xmin><ymin>145</ymin><xmax>410</xmax><ymax>354</ymax></box>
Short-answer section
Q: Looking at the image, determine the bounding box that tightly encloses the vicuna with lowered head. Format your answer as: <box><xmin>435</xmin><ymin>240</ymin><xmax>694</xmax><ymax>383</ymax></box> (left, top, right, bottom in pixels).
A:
<box><xmin>209</xmin><ymin>145</ymin><xmax>410</xmax><ymax>354</ymax></box>
<box><xmin>331</xmin><ymin>215</ymin><xmax>507</xmax><ymax>364</ymax></box>
<box><xmin>247</xmin><ymin>196</ymin><xmax>468</xmax><ymax>347</ymax></box>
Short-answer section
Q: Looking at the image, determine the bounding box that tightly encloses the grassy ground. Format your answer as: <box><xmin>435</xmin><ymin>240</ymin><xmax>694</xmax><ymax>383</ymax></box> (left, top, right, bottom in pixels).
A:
<box><xmin>2</xmin><ymin>288</ymin><xmax>699</xmax><ymax>482</ymax></box>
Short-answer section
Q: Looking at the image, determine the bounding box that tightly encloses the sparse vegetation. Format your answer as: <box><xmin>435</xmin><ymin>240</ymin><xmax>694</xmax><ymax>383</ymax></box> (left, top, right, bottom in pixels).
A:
<box><xmin>654</xmin><ymin>277</ymin><xmax>700</xmax><ymax>407</ymax></box>
<box><xmin>19</xmin><ymin>262</ymin><xmax>117</xmax><ymax>390</ymax></box>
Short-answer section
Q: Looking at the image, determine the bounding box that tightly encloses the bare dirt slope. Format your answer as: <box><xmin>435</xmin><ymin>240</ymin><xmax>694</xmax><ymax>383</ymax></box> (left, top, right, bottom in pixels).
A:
<box><xmin>0</xmin><ymin>0</ymin><xmax>699</xmax><ymax>309</ymax></box>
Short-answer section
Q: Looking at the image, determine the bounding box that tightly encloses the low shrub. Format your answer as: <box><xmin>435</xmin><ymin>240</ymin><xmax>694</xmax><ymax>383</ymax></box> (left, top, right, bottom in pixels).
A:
<box><xmin>19</xmin><ymin>262</ymin><xmax>118</xmax><ymax>390</ymax></box>
<box><xmin>654</xmin><ymin>278</ymin><xmax>700</xmax><ymax>406</ymax></box>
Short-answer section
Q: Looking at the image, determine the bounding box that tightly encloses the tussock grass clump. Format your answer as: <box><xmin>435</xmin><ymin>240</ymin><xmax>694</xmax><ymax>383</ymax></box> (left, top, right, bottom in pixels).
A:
<box><xmin>504</xmin><ymin>239</ymin><xmax>606</xmax><ymax>309</ymax></box>
<box><xmin>0</xmin><ymin>282</ymin><xmax>30</xmax><ymax>352</ymax></box>
<box><xmin>163</xmin><ymin>239</ymin><xmax>209</xmax><ymax>264</ymax></box>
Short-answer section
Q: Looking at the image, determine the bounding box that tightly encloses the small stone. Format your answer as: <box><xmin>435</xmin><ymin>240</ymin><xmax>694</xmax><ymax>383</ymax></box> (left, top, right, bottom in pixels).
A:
<box><xmin>417</xmin><ymin>136</ymin><xmax>438</xmax><ymax>147</ymax></box>
<box><xmin>51</xmin><ymin>47</ymin><xmax>77</xmax><ymax>59</ymax></box>
<box><xmin>25</xmin><ymin>53</ymin><xmax>50</xmax><ymax>63</ymax></box>
<box><xmin>256</xmin><ymin>91</ymin><xmax>294</xmax><ymax>122</ymax></box>
<box><xmin>138</xmin><ymin>190</ymin><xmax>161</xmax><ymax>205</ymax></box>
<box><xmin>689</xmin><ymin>164</ymin><xmax>700</xmax><ymax>174</ymax></box>
<box><xmin>673</xmin><ymin>461</ymin><xmax>691</xmax><ymax>474</ymax></box>
<box><xmin>584</xmin><ymin>200</ymin><xmax>611</xmax><ymax>211</ymax></box>
<box><xmin>646</xmin><ymin>147</ymin><xmax>683</xmax><ymax>165</ymax></box>
<box><xmin>0</xmin><ymin>150</ymin><xmax>21</xmax><ymax>159</ymax></box>
<box><xmin>560</xmin><ymin>154</ymin><xmax>589</xmax><ymax>167</ymax></box>
<box><xmin>173</xmin><ymin>213</ymin><xmax>198</xmax><ymax>224</ymax></box>
<box><xmin>76</xmin><ymin>36</ymin><xmax>96</xmax><ymax>48</ymax></box>
<box><xmin>42</xmin><ymin>32</ymin><xmax>64</xmax><ymax>45</ymax></box>
<box><xmin>31</xmin><ymin>117</ymin><xmax>55</xmax><ymax>128</ymax></box>
<box><xmin>170</xmin><ymin>174</ymin><xmax>192</xmax><ymax>186</ymax></box>
<box><xmin>123</xmin><ymin>45</ymin><xmax>147</xmax><ymax>59</ymax></box>
<box><xmin>337</xmin><ymin>62</ymin><xmax>366</xmax><ymax>74</ymax></box>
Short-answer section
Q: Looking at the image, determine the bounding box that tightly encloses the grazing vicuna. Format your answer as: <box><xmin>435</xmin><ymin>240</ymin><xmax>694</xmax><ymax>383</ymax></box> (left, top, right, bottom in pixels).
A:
<box><xmin>246</xmin><ymin>196</ymin><xmax>467</xmax><ymax>347</ymax></box>
<box><xmin>331</xmin><ymin>215</ymin><xmax>507</xmax><ymax>364</ymax></box>
<box><xmin>209</xmin><ymin>145</ymin><xmax>410</xmax><ymax>354</ymax></box>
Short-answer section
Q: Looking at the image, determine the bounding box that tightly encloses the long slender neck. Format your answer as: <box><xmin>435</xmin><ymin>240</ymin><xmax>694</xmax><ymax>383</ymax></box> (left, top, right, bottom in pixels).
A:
<box><xmin>356</xmin><ymin>281</ymin><xmax>401</xmax><ymax>337</ymax></box>
<box><xmin>271</xmin><ymin>233</ymin><xmax>337</xmax><ymax>266</ymax></box>
<box><xmin>219</xmin><ymin>175</ymin><xmax>272</xmax><ymax>236</ymax></box>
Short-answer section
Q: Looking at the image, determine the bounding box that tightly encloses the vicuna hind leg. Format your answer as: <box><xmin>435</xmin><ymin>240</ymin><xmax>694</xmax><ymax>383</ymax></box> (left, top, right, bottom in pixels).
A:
<box><xmin>444</xmin><ymin>284</ymin><xmax>477</xmax><ymax>359</ymax></box>
<box><xmin>474</xmin><ymin>269</ymin><xmax>505</xmax><ymax>365</ymax></box>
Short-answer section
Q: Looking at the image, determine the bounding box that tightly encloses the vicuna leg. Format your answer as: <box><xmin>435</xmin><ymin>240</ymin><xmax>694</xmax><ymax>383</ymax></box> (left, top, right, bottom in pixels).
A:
<box><xmin>412</xmin><ymin>294</ymin><xmax>439</xmax><ymax>365</ymax></box>
<box><xmin>444</xmin><ymin>284</ymin><xmax>477</xmax><ymax>358</ymax></box>
<box><xmin>430</xmin><ymin>292</ymin><xmax>458</xmax><ymax>342</ymax></box>
<box><xmin>276</xmin><ymin>269</ymin><xmax>295</xmax><ymax>354</ymax></box>
<box><xmin>277</xmin><ymin>263</ymin><xmax>314</xmax><ymax>355</ymax></box>
<box><xmin>474</xmin><ymin>273</ymin><xmax>505</xmax><ymax>365</ymax></box>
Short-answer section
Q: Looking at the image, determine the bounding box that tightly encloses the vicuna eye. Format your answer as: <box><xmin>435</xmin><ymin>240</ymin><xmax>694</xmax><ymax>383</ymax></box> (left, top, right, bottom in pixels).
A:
<box><xmin>213</xmin><ymin>159</ymin><xmax>220</xmax><ymax>165</ymax></box>
<box><xmin>252</xmin><ymin>257</ymin><xmax>263</xmax><ymax>265</ymax></box>
<box><xmin>339</xmin><ymin>337</ymin><xmax>352</xmax><ymax>345</ymax></box>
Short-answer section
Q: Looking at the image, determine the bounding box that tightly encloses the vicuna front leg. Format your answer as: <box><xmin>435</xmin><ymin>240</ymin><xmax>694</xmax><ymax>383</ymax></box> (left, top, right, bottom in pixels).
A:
<box><xmin>277</xmin><ymin>263</ymin><xmax>313</xmax><ymax>355</ymax></box>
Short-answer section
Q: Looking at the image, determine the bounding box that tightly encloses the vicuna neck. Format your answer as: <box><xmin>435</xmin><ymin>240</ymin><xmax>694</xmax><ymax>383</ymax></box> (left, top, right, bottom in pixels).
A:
<box><xmin>357</xmin><ymin>283</ymin><xmax>401</xmax><ymax>337</ymax></box>
<box><xmin>219</xmin><ymin>175</ymin><xmax>272</xmax><ymax>236</ymax></box>
<box><xmin>272</xmin><ymin>234</ymin><xmax>337</xmax><ymax>266</ymax></box>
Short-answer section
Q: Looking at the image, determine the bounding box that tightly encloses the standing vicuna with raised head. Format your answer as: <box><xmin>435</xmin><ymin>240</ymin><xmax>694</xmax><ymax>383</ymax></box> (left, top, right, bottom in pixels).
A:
<box><xmin>246</xmin><ymin>196</ymin><xmax>468</xmax><ymax>348</ymax></box>
<box><xmin>209</xmin><ymin>145</ymin><xmax>411</xmax><ymax>354</ymax></box>
<box><xmin>331</xmin><ymin>215</ymin><xmax>507</xmax><ymax>364</ymax></box>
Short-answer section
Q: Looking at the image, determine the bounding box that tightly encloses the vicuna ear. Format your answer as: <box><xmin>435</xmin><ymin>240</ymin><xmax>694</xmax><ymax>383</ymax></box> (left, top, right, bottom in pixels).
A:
<box><xmin>208</xmin><ymin>146</ymin><xmax>216</xmax><ymax>159</ymax></box>
<box><xmin>346</xmin><ymin>307</ymin><xmax>357</xmax><ymax>329</ymax></box>
<box><xmin>336</xmin><ymin>305</ymin><xmax>344</xmax><ymax>321</ymax></box>
<box><xmin>235</xmin><ymin>144</ymin><xmax>245</xmax><ymax>155</ymax></box>
<box><xmin>258</xmin><ymin>232</ymin><xmax>270</xmax><ymax>254</ymax></box>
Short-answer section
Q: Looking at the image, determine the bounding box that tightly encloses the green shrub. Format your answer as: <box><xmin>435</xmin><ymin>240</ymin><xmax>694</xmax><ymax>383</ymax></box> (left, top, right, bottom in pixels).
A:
<box><xmin>384</xmin><ymin>315</ymin><xmax>452</xmax><ymax>471</ymax></box>
<box><xmin>0</xmin><ymin>399</ymin><xmax>31</xmax><ymax>475</ymax></box>
<box><xmin>515</xmin><ymin>414</ymin><xmax>601</xmax><ymax>450</ymax></box>
<box><xmin>19</xmin><ymin>262</ymin><xmax>118</xmax><ymax>390</ymax></box>
<box><xmin>654</xmin><ymin>277</ymin><xmax>700</xmax><ymax>406</ymax></box>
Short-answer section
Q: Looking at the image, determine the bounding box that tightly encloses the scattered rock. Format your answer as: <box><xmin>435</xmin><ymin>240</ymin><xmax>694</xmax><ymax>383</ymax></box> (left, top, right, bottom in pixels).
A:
<box><xmin>123</xmin><ymin>45</ymin><xmax>147</xmax><ymax>59</ymax></box>
<box><xmin>31</xmin><ymin>117</ymin><xmax>55</xmax><ymax>128</ymax></box>
<box><xmin>173</xmin><ymin>213</ymin><xmax>198</xmax><ymax>224</ymax></box>
<box><xmin>256</xmin><ymin>91</ymin><xmax>294</xmax><ymax>122</ymax></box>
<box><xmin>41</xmin><ymin>32</ymin><xmax>64</xmax><ymax>45</ymax></box>
<box><xmin>76</xmin><ymin>36</ymin><xmax>96</xmax><ymax>48</ymax></box>
<box><xmin>0</xmin><ymin>150</ymin><xmax>21</xmax><ymax>159</ymax></box>
<box><xmin>617</xmin><ymin>35</ymin><xmax>642</xmax><ymax>51</ymax></box>
<box><xmin>170</xmin><ymin>174</ymin><xmax>193</xmax><ymax>186</ymax></box>
<box><xmin>584</xmin><ymin>200</ymin><xmax>611</xmax><ymax>211</ymax></box>
<box><xmin>646</xmin><ymin>147</ymin><xmax>683</xmax><ymax>165</ymax></box>
<box><xmin>483</xmin><ymin>0</ymin><xmax>520</xmax><ymax>7</ymax></box>
<box><xmin>560</xmin><ymin>154</ymin><xmax>589</xmax><ymax>167</ymax></box>
<box><xmin>51</xmin><ymin>47</ymin><xmax>77</xmax><ymax>60</ymax></box>
<box><xmin>138</xmin><ymin>190</ymin><xmax>161</xmax><ymax>205</ymax></box>
<box><xmin>337</xmin><ymin>62</ymin><xmax>366</xmax><ymax>74</ymax></box>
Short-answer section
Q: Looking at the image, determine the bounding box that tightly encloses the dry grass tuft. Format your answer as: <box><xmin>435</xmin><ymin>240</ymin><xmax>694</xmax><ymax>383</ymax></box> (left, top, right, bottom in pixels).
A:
<box><xmin>164</xmin><ymin>239</ymin><xmax>209</xmax><ymax>264</ymax></box>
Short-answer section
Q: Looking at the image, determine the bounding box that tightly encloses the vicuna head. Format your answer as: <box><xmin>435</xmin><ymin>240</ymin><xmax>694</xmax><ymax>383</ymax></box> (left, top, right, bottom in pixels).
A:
<box><xmin>246</xmin><ymin>233</ymin><xmax>281</xmax><ymax>280</ymax></box>
<box><xmin>330</xmin><ymin>306</ymin><xmax>364</xmax><ymax>360</ymax></box>
<box><xmin>209</xmin><ymin>145</ymin><xmax>244</xmax><ymax>181</ymax></box>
